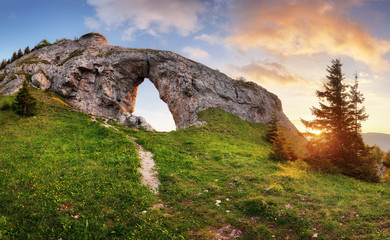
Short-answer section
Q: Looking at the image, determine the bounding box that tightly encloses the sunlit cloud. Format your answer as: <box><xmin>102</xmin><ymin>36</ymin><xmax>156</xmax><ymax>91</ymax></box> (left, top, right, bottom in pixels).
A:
<box><xmin>86</xmin><ymin>0</ymin><xmax>205</xmax><ymax>36</ymax></box>
<box><xmin>182</xmin><ymin>47</ymin><xmax>209</xmax><ymax>60</ymax></box>
<box><xmin>229</xmin><ymin>60</ymin><xmax>309</xmax><ymax>85</ymax></box>
<box><xmin>226</xmin><ymin>0</ymin><xmax>390</xmax><ymax>72</ymax></box>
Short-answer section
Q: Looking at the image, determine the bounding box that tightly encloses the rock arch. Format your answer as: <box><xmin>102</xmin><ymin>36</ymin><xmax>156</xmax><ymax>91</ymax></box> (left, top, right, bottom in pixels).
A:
<box><xmin>0</xmin><ymin>33</ymin><xmax>297</xmax><ymax>132</ymax></box>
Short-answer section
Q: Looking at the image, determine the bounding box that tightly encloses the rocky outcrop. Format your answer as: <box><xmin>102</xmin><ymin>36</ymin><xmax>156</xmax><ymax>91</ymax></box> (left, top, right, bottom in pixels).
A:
<box><xmin>31</xmin><ymin>72</ymin><xmax>50</xmax><ymax>90</ymax></box>
<box><xmin>118</xmin><ymin>113</ymin><xmax>154</xmax><ymax>131</ymax></box>
<box><xmin>0</xmin><ymin>33</ymin><xmax>297</xmax><ymax>132</ymax></box>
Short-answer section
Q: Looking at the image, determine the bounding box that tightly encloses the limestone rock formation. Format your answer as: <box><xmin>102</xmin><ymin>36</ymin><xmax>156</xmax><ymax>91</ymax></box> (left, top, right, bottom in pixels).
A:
<box><xmin>0</xmin><ymin>33</ymin><xmax>298</xmax><ymax>132</ymax></box>
<box><xmin>31</xmin><ymin>72</ymin><xmax>51</xmax><ymax>90</ymax></box>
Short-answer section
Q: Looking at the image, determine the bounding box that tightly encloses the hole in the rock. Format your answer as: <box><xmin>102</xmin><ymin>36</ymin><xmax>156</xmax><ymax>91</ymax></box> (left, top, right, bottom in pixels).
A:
<box><xmin>132</xmin><ymin>78</ymin><xmax>176</xmax><ymax>132</ymax></box>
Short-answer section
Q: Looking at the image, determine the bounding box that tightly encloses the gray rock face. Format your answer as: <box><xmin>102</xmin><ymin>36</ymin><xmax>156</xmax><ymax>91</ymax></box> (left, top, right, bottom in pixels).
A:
<box><xmin>31</xmin><ymin>72</ymin><xmax>51</xmax><ymax>90</ymax></box>
<box><xmin>0</xmin><ymin>33</ymin><xmax>298</xmax><ymax>132</ymax></box>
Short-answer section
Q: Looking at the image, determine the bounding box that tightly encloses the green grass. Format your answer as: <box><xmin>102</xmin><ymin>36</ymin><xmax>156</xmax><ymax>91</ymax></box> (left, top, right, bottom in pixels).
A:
<box><xmin>116</xmin><ymin>108</ymin><xmax>390</xmax><ymax>239</ymax></box>
<box><xmin>0</xmin><ymin>90</ymin><xmax>167</xmax><ymax>239</ymax></box>
<box><xmin>234</xmin><ymin>79</ymin><xmax>259</xmax><ymax>92</ymax></box>
<box><xmin>15</xmin><ymin>55</ymin><xmax>51</xmax><ymax>67</ymax></box>
<box><xmin>58</xmin><ymin>50</ymin><xmax>84</xmax><ymax>66</ymax></box>
<box><xmin>1</xmin><ymin>90</ymin><xmax>389</xmax><ymax>239</ymax></box>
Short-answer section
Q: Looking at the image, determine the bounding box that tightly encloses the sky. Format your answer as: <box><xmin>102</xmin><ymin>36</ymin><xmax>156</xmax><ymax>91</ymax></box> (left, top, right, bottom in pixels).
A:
<box><xmin>1</xmin><ymin>0</ymin><xmax>390</xmax><ymax>133</ymax></box>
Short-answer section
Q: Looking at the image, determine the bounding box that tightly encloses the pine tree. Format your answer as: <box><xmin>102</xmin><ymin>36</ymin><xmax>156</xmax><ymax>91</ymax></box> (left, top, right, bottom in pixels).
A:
<box><xmin>344</xmin><ymin>146</ymin><xmax>380</xmax><ymax>182</ymax></box>
<box><xmin>24</xmin><ymin>46</ymin><xmax>31</xmax><ymax>54</ymax></box>
<box><xmin>347</xmin><ymin>74</ymin><xmax>368</xmax><ymax>151</ymax></box>
<box><xmin>267</xmin><ymin>111</ymin><xmax>297</xmax><ymax>162</ymax></box>
<box><xmin>14</xmin><ymin>81</ymin><xmax>37</xmax><ymax>116</ymax></box>
<box><xmin>302</xmin><ymin>59</ymin><xmax>351</xmax><ymax>165</ymax></box>
<box><xmin>269</xmin><ymin>128</ymin><xmax>289</xmax><ymax>162</ymax></box>
<box><xmin>266</xmin><ymin>110</ymin><xmax>279</xmax><ymax>142</ymax></box>
<box><xmin>0</xmin><ymin>59</ymin><xmax>6</xmax><ymax>70</ymax></box>
<box><xmin>11</xmin><ymin>52</ymin><xmax>18</xmax><ymax>62</ymax></box>
<box><xmin>17</xmin><ymin>48</ymin><xmax>23</xmax><ymax>59</ymax></box>
<box><xmin>303</xmin><ymin>59</ymin><xmax>377</xmax><ymax>181</ymax></box>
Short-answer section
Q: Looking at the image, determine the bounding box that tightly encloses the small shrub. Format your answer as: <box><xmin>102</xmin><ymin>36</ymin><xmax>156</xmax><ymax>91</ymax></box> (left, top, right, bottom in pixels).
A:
<box><xmin>54</xmin><ymin>38</ymin><xmax>66</xmax><ymax>44</ymax></box>
<box><xmin>234</xmin><ymin>79</ymin><xmax>258</xmax><ymax>92</ymax></box>
<box><xmin>33</xmin><ymin>39</ymin><xmax>52</xmax><ymax>51</ymax></box>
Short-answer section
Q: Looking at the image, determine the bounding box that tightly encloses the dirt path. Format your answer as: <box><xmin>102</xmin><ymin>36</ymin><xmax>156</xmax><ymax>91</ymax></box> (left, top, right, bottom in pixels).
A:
<box><xmin>131</xmin><ymin>140</ymin><xmax>160</xmax><ymax>193</ymax></box>
<box><xmin>93</xmin><ymin>117</ymin><xmax>160</xmax><ymax>193</ymax></box>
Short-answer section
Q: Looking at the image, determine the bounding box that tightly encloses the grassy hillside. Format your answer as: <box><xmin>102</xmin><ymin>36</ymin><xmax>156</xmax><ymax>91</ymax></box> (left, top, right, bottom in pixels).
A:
<box><xmin>0</xmin><ymin>89</ymin><xmax>389</xmax><ymax>239</ymax></box>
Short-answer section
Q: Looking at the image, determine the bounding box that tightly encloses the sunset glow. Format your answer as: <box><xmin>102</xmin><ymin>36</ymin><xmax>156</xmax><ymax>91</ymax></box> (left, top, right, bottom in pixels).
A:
<box><xmin>308</xmin><ymin>129</ymin><xmax>322</xmax><ymax>136</ymax></box>
<box><xmin>0</xmin><ymin>0</ymin><xmax>389</xmax><ymax>133</ymax></box>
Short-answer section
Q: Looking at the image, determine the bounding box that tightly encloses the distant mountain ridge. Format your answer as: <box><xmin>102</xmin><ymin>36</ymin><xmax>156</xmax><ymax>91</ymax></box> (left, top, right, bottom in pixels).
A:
<box><xmin>363</xmin><ymin>133</ymin><xmax>390</xmax><ymax>151</ymax></box>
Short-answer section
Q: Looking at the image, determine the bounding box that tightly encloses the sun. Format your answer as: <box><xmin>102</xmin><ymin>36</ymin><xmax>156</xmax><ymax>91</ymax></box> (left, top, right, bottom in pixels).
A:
<box><xmin>308</xmin><ymin>129</ymin><xmax>322</xmax><ymax>135</ymax></box>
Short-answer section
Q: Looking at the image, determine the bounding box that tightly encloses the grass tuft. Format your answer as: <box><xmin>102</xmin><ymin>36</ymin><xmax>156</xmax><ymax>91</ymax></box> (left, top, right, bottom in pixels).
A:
<box><xmin>58</xmin><ymin>50</ymin><xmax>84</xmax><ymax>66</ymax></box>
<box><xmin>16</xmin><ymin>55</ymin><xmax>50</xmax><ymax>67</ymax></box>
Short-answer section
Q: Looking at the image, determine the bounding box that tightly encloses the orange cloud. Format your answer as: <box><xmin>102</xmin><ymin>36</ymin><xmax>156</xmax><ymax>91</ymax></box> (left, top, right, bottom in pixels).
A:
<box><xmin>229</xmin><ymin>60</ymin><xmax>309</xmax><ymax>85</ymax></box>
<box><xmin>226</xmin><ymin>0</ymin><xmax>390</xmax><ymax>72</ymax></box>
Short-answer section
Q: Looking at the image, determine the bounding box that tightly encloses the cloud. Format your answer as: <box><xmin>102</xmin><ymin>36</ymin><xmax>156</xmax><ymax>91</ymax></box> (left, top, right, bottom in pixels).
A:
<box><xmin>195</xmin><ymin>33</ymin><xmax>224</xmax><ymax>45</ymax></box>
<box><xmin>85</xmin><ymin>17</ymin><xmax>101</xmax><ymax>31</ymax></box>
<box><xmin>86</xmin><ymin>0</ymin><xmax>205</xmax><ymax>36</ymax></box>
<box><xmin>226</xmin><ymin>0</ymin><xmax>390</xmax><ymax>72</ymax></box>
<box><xmin>229</xmin><ymin>60</ymin><xmax>309</xmax><ymax>85</ymax></box>
<box><xmin>121</xmin><ymin>27</ymin><xmax>136</xmax><ymax>42</ymax></box>
<box><xmin>182</xmin><ymin>47</ymin><xmax>209</xmax><ymax>59</ymax></box>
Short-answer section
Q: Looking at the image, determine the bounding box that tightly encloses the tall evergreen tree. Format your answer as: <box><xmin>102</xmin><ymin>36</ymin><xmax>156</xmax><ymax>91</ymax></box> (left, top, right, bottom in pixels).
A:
<box><xmin>0</xmin><ymin>59</ymin><xmax>6</xmax><ymax>70</ymax></box>
<box><xmin>14</xmin><ymin>81</ymin><xmax>37</xmax><ymax>116</ymax></box>
<box><xmin>17</xmin><ymin>48</ymin><xmax>23</xmax><ymax>59</ymax></box>
<box><xmin>11</xmin><ymin>52</ymin><xmax>18</xmax><ymax>62</ymax></box>
<box><xmin>266</xmin><ymin>110</ymin><xmax>279</xmax><ymax>143</ymax></box>
<box><xmin>302</xmin><ymin>59</ymin><xmax>351</xmax><ymax>164</ymax></box>
<box><xmin>303</xmin><ymin>59</ymin><xmax>378</xmax><ymax>181</ymax></box>
<box><xmin>24</xmin><ymin>46</ymin><xmax>31</xmax><ymax>54</ymax></box>
<box><xmin>347</xmin><ymin>74</ymin><xmax>368</xmax><ymax>148</ymax></box>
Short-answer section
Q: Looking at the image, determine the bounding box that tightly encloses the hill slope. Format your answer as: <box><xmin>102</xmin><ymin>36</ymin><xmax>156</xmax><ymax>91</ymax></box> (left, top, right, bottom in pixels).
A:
<box><xmin>0</xmin><ymin>89</ymin><xmax>389</xmax><ymax>239</ymax></box>
<box><xmin>363</xmin><ymin>133</ymin><xmax>390</xmax><ymax>151</ymax></box>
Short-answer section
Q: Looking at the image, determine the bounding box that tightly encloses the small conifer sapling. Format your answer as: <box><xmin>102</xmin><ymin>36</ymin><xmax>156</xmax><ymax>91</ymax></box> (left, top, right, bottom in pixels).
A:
<box><xmin>14</xmin><ymin>81</ymin><xmax>37</xmax><ymax>116</ymax></box>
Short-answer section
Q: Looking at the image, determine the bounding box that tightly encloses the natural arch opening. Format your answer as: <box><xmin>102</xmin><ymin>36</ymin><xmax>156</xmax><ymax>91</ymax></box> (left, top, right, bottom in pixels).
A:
<box><xmin>132</xmin><ymin>78</ymin><xmax>176</xmax><ymax>132</ymax></box>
